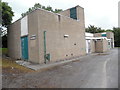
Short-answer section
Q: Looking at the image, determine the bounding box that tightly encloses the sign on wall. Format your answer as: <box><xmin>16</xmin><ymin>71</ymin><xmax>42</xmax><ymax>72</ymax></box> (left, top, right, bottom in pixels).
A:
<box><xmin>30</xmin><ymin>35</ymin><xmax>36</xmax><ymax>40</ymax></box>
<box><xmin>21</xmin><ymin>16</ymin><xmax>28</xmax><ymax>36</ymax></box>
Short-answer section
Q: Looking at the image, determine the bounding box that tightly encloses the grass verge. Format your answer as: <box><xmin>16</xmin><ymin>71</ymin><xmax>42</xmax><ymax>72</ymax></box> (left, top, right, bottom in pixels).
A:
<box><xmin>0</xmin><ymin>48</ymin><xmax>8</xmax><ymax>55</ymax></box>
<box><xmin>1</xmin><ymin>58</ymin><xmax>34</xmax><ymax>74</ymax></box>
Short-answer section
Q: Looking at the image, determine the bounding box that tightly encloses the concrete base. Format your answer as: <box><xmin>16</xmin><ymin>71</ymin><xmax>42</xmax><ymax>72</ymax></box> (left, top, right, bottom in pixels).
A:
<box><xmin>15</xmin><ymin>56</ymin><xmax>85</xmax><ymax>71</ymax></box>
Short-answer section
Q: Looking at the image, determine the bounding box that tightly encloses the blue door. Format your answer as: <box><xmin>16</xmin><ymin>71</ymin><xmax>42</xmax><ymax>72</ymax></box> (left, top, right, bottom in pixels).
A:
<box><xmin>21</xmin><ymin>36</ymin><xmax>28</xmax><ymax>60</ymax></box>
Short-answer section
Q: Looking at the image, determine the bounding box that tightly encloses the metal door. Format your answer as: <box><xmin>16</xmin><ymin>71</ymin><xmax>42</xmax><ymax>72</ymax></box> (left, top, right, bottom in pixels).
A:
<box><xmin>21</xmin><ymin>36</ymin><xmax>28</xmax><ymax>60</ymax></box>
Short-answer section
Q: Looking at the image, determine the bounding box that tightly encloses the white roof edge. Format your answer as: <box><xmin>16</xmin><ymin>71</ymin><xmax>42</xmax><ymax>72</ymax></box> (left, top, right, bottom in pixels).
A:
<box><xmin>86</xmin><ymin>37</ymin><xmax>108</xmax><ymax>40</ymax></box>
<box><xmin>101</xmin><ymin>32</ymin><xmax>107</xmax><ymax>34</ymax></box>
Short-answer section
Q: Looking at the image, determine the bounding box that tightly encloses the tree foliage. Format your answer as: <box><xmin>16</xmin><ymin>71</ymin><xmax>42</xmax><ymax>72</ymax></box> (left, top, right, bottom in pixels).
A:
<box><xmin>54</xmin><ymin>9</ymin><xmax>63</xmax><ymax>13</ymax></box>
<box><xmin>112</xmin><ymin>27</ymin><xmax>120</xmax><ymax>47</ymax></box>
<box><xmin>86</xmin><ymin>25</ymin><xmax>120</xmax><ymax>47</ymax></box>
<box><xmin>21</xmin><ymin>3</ymin><xmax>63</xmax><ymax>17</ymax></box>
<box><xmin>85</xmin><ymin>25</ymin><xmax>105</xmax><ymax>33</ymax></box>
<box><xmin>1</xmin><ymin>2</ymin><xmax>14</xmax><ymax>28</ymax></box>
<box><xmin>1</xmin><ymin>1</ymin><xmax>14</xmax><ymax>48</ymax></box>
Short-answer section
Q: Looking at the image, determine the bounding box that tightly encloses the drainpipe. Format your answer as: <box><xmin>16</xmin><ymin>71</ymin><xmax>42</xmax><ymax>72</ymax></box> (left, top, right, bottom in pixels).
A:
<box><xmin>43</xmin><ymin>31</ymin><xmax>47</xmax><ymax>64</ymax></box>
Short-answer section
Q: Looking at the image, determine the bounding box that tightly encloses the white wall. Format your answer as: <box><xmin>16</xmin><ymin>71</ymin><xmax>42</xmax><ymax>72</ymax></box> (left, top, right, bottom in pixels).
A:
<box><xmin>85</xmin><ymin>32</ymin><xmax>94</xmax><ymax>37</ymax></box>
<box><xmin>21</xmin><ymin>16</ymin><xmax>28</xmax><ymax>36</ymax></box>
<box><xmin>86</xmin><ymin>40</ymin><xmax>91</xmax><ymax>54</ymax></box>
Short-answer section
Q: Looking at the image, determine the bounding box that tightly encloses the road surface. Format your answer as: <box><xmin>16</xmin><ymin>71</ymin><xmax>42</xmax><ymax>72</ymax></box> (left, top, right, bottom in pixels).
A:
<box><xmin>3</xmin><ymin>48</ymin><xmax>118</xmax><ymax>88</ymax></box>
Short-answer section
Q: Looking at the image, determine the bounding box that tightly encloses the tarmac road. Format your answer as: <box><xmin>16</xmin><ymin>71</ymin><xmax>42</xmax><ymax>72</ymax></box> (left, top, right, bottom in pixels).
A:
<box><xmin>3</xmin><ymin>48</ymin><xmax>118</xmax><ymax>88</ymax></box>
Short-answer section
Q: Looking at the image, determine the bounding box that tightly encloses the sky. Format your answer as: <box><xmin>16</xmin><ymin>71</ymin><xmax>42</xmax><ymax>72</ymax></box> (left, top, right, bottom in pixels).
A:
<box><xmin>3</xmin><ymin>0</ymin><xmax>120</xmax><ymax>29</ymax></box>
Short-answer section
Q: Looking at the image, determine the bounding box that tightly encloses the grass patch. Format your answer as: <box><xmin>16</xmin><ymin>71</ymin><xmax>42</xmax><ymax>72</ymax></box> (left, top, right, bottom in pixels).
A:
<box><xmin>0</xmin><ymin>48</ymin><xmax>8</xmax><ymax>55</ymax></box>
<box><xmin>1</xmin><ymin>58</ymin><xmax>34</xmax><ymax>73</ymax></box>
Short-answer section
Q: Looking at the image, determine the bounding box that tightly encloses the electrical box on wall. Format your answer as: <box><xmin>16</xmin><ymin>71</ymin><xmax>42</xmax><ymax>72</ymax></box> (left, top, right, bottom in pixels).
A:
<box><xmin>46</xmin><ymin>53</ymin><xmax>50</xmax><ymax>61</ymax></box>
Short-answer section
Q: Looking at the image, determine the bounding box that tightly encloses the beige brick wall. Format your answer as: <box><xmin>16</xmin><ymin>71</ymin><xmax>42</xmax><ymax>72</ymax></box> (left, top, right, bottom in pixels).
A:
<box><xmin>95</xmin><ymin>39</ymin><xmax>108</xmax><ymax>53</ymax></box>
<box><xmin>27</xmin><ymin>10</ymin><xmax>40</xmax><ymax>63</ymax></box>
<box><xmin>94</xmin><ymin>33</ymin><xmax>102</xmax><ymax>37</ymax></box>
<box><xmin>8</xmin><ymin>6</ymin><xmax>86</xmax><ymax>64</ymax></box>
<box><xmin>59</xmin><ymin>9</ymin><xmax>70</xmax><ymax>17</ymax></box>
<box><xmin>95</xmin><ymin>40</ymin><xmax>103</xmax><ymax>53</ymax></box>
<box><xmin>106</xmin><ymin>32</ymin><xmax>114</xmax><ymax>39</ymax></box>
<box><xmin>106</xmin><ymin>32</ymin><xmax>114</xmax><ymax>43</ymax></box>
<box><xmin>8</xmin><ymin>20</ymin><xmax>21</xmax><ymax>59</ymax></box>
<box><xmin>36</xmin><ymin>8</ymin><xmax>86</xmax><ymax>63</ymax></box>
<box><xmin>102</xmin><ymin>39</ymin><xmax>108</xmax><ymax>52</ymax></box>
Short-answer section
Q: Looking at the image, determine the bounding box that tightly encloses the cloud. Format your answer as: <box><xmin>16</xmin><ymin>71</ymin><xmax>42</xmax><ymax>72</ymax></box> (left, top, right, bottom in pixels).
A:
<box><xmin>2</xmin><ymin>0</ymin><xmax>119</xmax><ymax>29</ymax></box>
<box><xmin>79</xmin><ymin>0</ymin><xmax>119</xmax><ymax>29</ymax></box>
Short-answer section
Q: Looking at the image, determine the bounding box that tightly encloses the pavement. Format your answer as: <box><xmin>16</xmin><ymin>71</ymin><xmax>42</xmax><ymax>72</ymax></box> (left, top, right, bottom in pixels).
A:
<box><xmin>3</xmin><ymin>48</ymin><xmax>118</xmax><ymax>88</ymax></box>
<box><xmin>16</xmin><ymin>55</ymin><xmax>88</xmax><ymax>71</ymax></box>
<box><xmin>15</xmin><ymin>53</ymin><xmax>106</xmax><ymax>71</ymax></box>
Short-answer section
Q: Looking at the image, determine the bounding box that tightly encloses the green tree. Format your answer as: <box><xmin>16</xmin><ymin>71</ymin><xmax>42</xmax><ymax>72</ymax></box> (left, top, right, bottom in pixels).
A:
<box><xmin>34</xmin><ymin>3</ymin><xmax>41</xmax><ymax>9</ymax></box>
<box><xmin>106</xmin><ymin>29</ymin><xmax>113</xmax><ymax>32</ymax></box>
<box><xmin>85</xmin><ymin>25</ymin><xmax>105</xmax><ymax>33</ymax></box>
<box><xmin>54</xmin><ymin>9</ymin><xmax>63</xmax><ymax>13</ymax></box>
<box><xmin>45</xmin><ymin>6</ymin><xmax>53</xmax><ymax>12</ymax></box>
<box><xmin>1</xmin><ymin>1</ymin><xmax>14</xmax><ymax>48</ymax></box>
<box><xmin>1</xmin><ymin>2</ymin><xmax>14</xmax><ymax>28</ymax></box>
<box><xmin>21</xmin><ymin>3</ymin><xmax>63</xmax><ymax>17</ymax></box>
<box><xmin>28</xmin><ymin>8</ymin><xmax>32</xmax><ymax>12</ymax></box>
<box><xmin>85</xmin><ymin>25</ymin><xmax>97</xmax><ymax>33</ymax></box>
<box><xmin>112</xmin><ymin>27</ymin><xmax>120</xmax><ymax>47</ymax></box>
<box><xmin>42</xmin><ymin>6</ymin><xmax>45</xmax><ymax>9</ymax></box>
